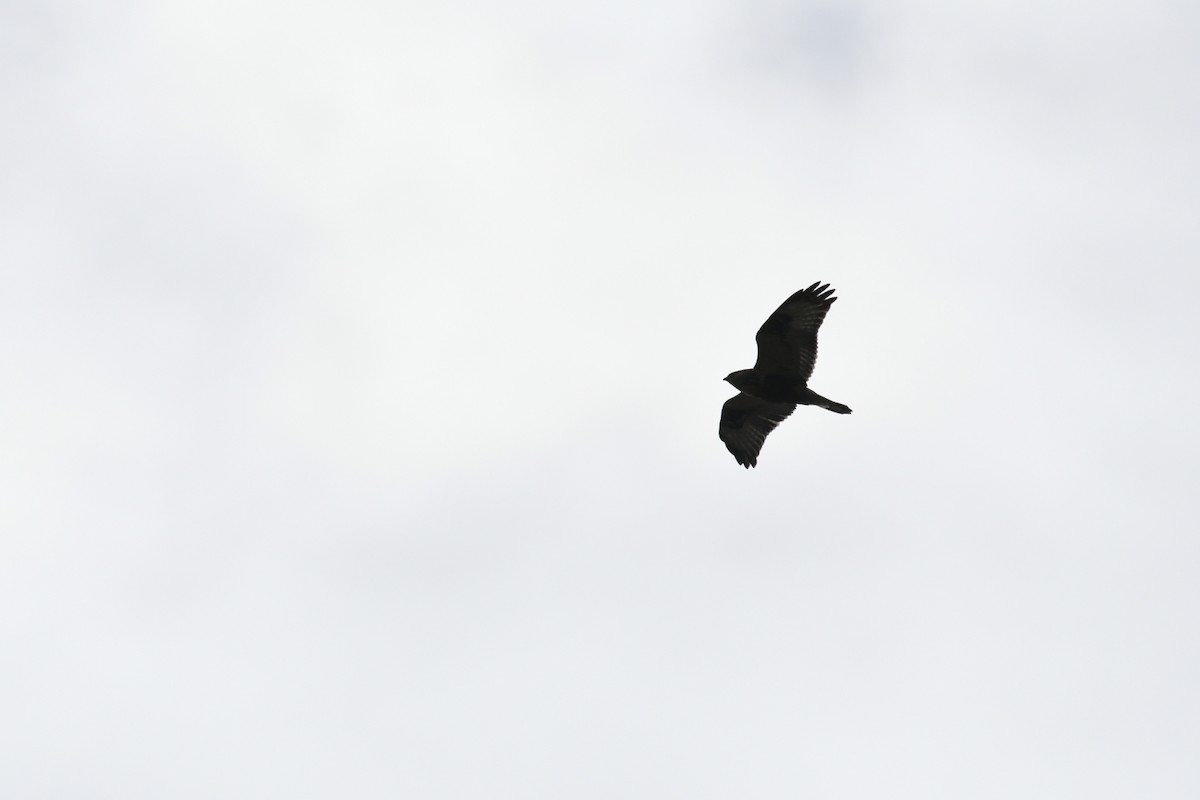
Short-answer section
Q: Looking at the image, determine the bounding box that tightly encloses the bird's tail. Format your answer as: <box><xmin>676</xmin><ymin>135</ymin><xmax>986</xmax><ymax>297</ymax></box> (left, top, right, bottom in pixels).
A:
<box><xmin>803</xmin><ymin>389</ymin><xmax>852</xmax><ymax>415</ymax></box>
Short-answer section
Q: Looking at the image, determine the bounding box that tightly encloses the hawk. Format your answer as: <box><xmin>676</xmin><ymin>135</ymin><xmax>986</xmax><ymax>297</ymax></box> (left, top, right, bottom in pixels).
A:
<box><xmin>719</xmin><ymin>282</ymin><xmax>851</xmax><ymax>468</ymax></box>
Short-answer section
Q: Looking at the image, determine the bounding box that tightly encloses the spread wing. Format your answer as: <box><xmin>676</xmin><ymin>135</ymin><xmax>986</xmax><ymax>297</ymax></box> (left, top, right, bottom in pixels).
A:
<box><xmin>719</xmin><ymin>394</ymin><xmax>796</xmax><ymax>468</ymax></box>
<box><xmin>754</xmin><ymin>281</ymin><xmax>838</xmax><ymax>382</ymax></box>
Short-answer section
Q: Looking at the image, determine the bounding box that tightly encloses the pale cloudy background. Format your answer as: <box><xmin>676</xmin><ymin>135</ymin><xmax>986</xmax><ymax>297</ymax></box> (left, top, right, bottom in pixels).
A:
<box><xmin>4</xmin><ymin>0</ymin><xmax>1200</xmax><ymax>796</ymax></box>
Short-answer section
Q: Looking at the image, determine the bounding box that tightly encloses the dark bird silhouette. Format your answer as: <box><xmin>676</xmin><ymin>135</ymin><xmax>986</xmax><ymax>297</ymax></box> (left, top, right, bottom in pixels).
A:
<box><xmin>719</xmin><ymin>282</ymin><xmax>851</xmax><ymax>468</ymax></box>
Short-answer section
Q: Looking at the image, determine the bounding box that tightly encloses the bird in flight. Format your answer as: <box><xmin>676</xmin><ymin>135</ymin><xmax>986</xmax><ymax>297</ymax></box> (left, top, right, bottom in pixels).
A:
<box><xmin>719</xmin><ymin>282</ymin><xmax>852</xmax><ymax>468</ymax></box>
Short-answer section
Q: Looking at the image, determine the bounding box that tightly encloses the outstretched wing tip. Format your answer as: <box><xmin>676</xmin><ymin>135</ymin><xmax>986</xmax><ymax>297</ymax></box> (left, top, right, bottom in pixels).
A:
<box><xmin>719</xmin><ymin>393</ymin><xmax>795</xmax><ymax>469</ymax></box>
<box><xmin>754</xmin><ymin>281</ymin><xmax>839</xmax><ymax>380</ymax></box>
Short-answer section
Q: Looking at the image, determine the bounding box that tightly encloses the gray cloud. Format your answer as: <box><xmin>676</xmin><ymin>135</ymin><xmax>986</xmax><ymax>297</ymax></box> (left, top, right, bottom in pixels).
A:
<box><xmin>3</xmin><ymin>0</ymin><xmax>1199</xmax><ymax>797</ymax></box>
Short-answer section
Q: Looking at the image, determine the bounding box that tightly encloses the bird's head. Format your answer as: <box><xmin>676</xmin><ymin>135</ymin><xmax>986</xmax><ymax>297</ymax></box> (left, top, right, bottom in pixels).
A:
<box><xmin>724</xmin><ymin>369</ymin><xmax>760</xmax><ymax>393</ymax></box>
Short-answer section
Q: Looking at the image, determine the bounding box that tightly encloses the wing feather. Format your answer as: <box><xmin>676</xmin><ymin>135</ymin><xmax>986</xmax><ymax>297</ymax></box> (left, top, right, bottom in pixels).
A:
<box><xmin>754</xmin><ymin>281</ymin><xmax>837</xmax><ymax>382</ymax></box>
<box><xmin>718</xmin><ymin>394</ymin><xmax>797</xmax><ymax>468</ymax></box>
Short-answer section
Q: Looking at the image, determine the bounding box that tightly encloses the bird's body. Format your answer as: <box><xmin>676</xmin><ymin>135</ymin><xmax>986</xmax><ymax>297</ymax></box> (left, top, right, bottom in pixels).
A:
<box><xmin>719</xmin><ymin>282</ymin><xmax>851</xmax><ymax>468</ymax></box>
<box><xmin>723</xmin><ymin>369</ymin><xmax>850</xmax><ymax>412</ymax></box>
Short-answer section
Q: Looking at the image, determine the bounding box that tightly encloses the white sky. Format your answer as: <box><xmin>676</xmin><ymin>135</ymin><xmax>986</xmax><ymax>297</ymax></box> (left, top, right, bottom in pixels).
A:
<box><xmin>4</xmin><ymin>0</ymin><xmax>1200</xmax><ymax>797</ymax></box>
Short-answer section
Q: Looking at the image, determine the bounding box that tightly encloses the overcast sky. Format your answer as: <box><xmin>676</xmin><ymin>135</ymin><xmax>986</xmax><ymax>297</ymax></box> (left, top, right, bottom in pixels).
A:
<box><xmin>4</xmin><ymin>0</ymin><xmax>1200</xmax><ymax>797</ymax></box>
